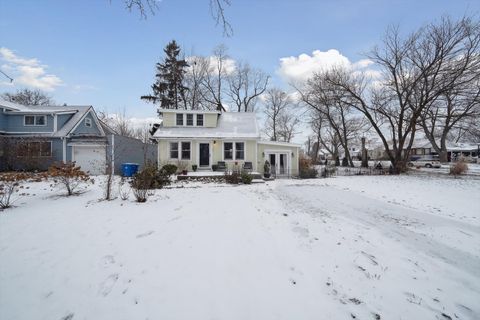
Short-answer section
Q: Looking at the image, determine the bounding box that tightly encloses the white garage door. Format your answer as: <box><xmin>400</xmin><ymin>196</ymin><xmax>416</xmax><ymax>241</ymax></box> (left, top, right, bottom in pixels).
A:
<box><xmin>73</xmin><ymin>146</ymin><xmax>106</xmax><ymax>175</ymax></box>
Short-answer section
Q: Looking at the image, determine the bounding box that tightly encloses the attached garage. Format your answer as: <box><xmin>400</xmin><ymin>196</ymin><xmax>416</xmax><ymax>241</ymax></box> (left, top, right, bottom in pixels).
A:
<box><xmin>72</xmin><ymin>145</ymin><xmax>106</xmax><ymax>175</ymax></box>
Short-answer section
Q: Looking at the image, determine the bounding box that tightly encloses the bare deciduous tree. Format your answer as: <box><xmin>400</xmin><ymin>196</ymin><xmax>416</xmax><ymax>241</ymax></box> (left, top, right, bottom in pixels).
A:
<box><xmin>277</xmin><ymin>112</ymin><xmax>300</xmax><ymax>143</ymax></box>
<box><xmin>121</xmin><ymin>0</ymin><xmax>232</xmax><ymax>36</ymax></box>
<box><xmin>2</xmin><ymin>89</ymin><xmax>54</xmax><ymax>106</ymax></box>
<box><xmin>184</xmin><ymin>56</ymin><xmax>211</xmax><ymax>110</ymax></box>
<box><xmin>263</xmin><ymin>88</ymin><xmax>291</xmax><ymax>141</ymax></box>
<box><xmin>420</xmin><ymin>81</ymin><xmax>480</xmax><ymax>162</ymax></box>
<box><xmin>227</xmin><ymin>61</ymin><xmax>269</xmax><ymax>112</ymax></box>
<box><xmin>300</xmin><ymin>16</ymin><xmax>480</xmax><ymax>173</ymax></box>
<box><xmin>298</xmin><ymin>75</ymin><xmax>368</xmax><ymax>167</ymax></box>
<box><xmin>201</xmin><ymin>45</ymin><xmax>230</xmax><ymax>110</ymax></box>
<box><xmin>99</xmin><ymin>109</ymin><xmax>135</xmax><ymax>138</ymax></box>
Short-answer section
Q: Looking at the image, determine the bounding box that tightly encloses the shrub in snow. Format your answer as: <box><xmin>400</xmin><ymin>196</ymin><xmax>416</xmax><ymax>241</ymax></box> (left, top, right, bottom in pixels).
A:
<box><xmin>176</xmin><ymin>161</ymin><xmax>189</xmax><ymax>173</ymax></box>
<box><xmin>130</xmin><ymin>171</ymin><xmax>150</xmax><ymax>203</ymax></box>
<box><xmin>241</xmin><ymin>171</ymin><xmax>253</xmax><ymax>184</ymax></box>
<box><xmin>0</xmin><ymin>172</ymin><xmax>30</xmax><ymax>209</ymax></box>
<box><xmin>118</xmin><ymin>178</ymin><xmax>130</xmax><ymax>201</ymax></box>
<box><xmin>449</xmin><ymin>160</ymin><xmax>468</xmax><ymax>176</ymax></box>
<box><xmin>47</xmin><ymin>162</ymin><xmax>91</xmax><ymax>196</ymax></box>
<box><xmin>225</xmin><ymin>171</ymin><xmax>240</xmax><ymax>184</ymax></box>
<box><xmin>263</xmin><ymin>160</ymin><xmax>271</xmax><ymax>178</ymax></box>
<box><xmin>299</xmin><ymin>156</ymin><xmax>318</xmax><ymax>179</ymax></box>
<box><xmin>130</xmin><ymin>165</ymin><xmax>171</xmax><ymax>203</ymax></box>
<box><xmin>162</xmin><ymin>164</ymin><xmax>178</xmax><ymax>175</ymax></box>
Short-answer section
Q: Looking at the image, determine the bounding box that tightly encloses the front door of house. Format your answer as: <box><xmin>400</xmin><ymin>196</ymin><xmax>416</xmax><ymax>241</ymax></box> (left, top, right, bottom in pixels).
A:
<box><xmin>199</xmin><ymin>143</ymin><xmax>210</xmax><ymax>167</ymax></box>
<box><xmin>268</xmin><ymin>152</ymin><xmax>290</xmax><ymax>176</ymax></box>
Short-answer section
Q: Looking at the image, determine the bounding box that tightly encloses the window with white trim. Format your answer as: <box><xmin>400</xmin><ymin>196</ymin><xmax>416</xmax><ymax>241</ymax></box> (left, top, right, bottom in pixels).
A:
<box><xmin>235</xmin><ymin>142</ymin><xmax>245</xmax><ymax>160</ymax></box>
<box><xmin>186</xmin><ymin>114</ymin><xmax>194</xmax><ymax>126</ymax></box>
<box><xmin>176</xmin><ymin>113</ymin><xmax>184</xmax><ymax>126</ymax></box>
<box><xmin>85</xmin><ymin>118</ymin><xmax>92</xmax><ymax>127</ymax></box>
<box><xmin>181</xmin><ymin>142</ymin><xmax>191</xmax><ymax>160</ymax></box>
<box><xmin>24</xmin><ymin>115</ymin><xmax>47</xmax><ymax>126</ymax></box>
<box><xmin>170</xmin><ymin>142</ymin><xmax>179</xmax><ymax>159</ymax></box>
<box><xmin>169</xmin><ymin>141</ymin><xmax>191</xmax><ymax>160</ymax></box>
<box><xmin>224</xmin><ymin>142</ymin><xmax>233</xmax><ymax>160</ymax></box>
<box><xmin>196</xmin><ymin>114</ymin><xmax>204</xmax><ymax>126</ymax></box>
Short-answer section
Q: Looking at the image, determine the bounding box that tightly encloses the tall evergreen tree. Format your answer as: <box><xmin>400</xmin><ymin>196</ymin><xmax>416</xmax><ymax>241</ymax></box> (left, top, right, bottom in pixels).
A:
<box><xmin>141</xmin><ymin>40</ymin><xmax>189</xmax><ymax>112</ymax></box>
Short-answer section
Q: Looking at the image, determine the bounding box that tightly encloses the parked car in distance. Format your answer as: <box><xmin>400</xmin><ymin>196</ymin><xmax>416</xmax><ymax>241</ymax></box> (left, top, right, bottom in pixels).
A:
<box><xmin>408</xmin><ymin>156</ymin><xmax>442</xmax><ymax>168</ymax></box>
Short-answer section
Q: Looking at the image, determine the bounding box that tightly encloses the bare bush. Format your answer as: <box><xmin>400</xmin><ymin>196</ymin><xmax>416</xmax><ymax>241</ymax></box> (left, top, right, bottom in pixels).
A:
<box><xmin>449</xmin><ymin>160</ymin><xmax>469</xmax><ymax>176</ymax></box>
<box><xmin>119</xmin><ymin>178</ymin><xmax>130</xmax><ymax>200</ymax></box>
<box><xmin>299</xmin><ymin>155</ymin><xmax>318</xmax><ymax>179</ymax></box>
<box><xmin>0</xmin><ymin>172</ymin><xmax>30</xmax><ymax>209</ymax></box>
<box><xmin>47</xmin><ymin>162</ymin><xmax>91</xmax><ymax>196</ymax></box>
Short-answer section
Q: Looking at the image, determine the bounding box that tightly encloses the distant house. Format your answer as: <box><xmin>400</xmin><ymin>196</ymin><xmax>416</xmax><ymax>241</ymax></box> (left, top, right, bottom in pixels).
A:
<box><xmin>0</xmin><ymin>99</ymin><xmax>157</xmax><ymax>174</ymax></box>
<box><xmin>367</xmin><ymin>138</ymin><xmax>479</xmax><ymax>163</ymax></box>
<box><xmin>152</xmin><ymin>109</ymin><xmax>300</xmax><ymax>176</ymax></box>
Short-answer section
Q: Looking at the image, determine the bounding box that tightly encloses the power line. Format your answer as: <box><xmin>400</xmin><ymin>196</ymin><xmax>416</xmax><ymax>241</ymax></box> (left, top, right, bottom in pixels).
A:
<box><xmin>0</xmin><ymin>69</ymin><xmax>13</xmax><ymax>83</ymax></box>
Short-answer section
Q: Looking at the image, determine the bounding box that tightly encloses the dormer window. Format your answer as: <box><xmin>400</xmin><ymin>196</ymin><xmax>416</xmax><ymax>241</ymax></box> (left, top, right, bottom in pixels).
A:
<box><xmin>196</xmin><ymin>114</ymin><xmax>204</xmax><ymax>126</ymax></box>
<box><xmin>85</xmin><ymin>118</ymin><xmax>92</xmax><ymax>128</ymax></box>
<box><xmin>176</xmin><ymin>113</ymin><xmax>183</xmax><ymax>126</ymax></box>
<box><xmin>186</xmin><ymin>114</ymin><xmax>194</xmax><ymax>126</ymax></box>
<box><xmin>24</xmin><ymin>115</ymin><xmax>46</xmax><ymax>126</ymax></box>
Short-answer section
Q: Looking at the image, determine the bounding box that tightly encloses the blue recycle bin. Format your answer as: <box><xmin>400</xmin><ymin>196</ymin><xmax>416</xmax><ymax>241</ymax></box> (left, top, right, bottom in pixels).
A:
<box><xmin>121</xmin><ymin>163</ymin><xmax>139</xmax><ymax>177</ymax></box>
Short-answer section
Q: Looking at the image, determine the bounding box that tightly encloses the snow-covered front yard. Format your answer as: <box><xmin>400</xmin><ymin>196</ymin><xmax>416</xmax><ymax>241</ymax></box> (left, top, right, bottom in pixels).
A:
<box><xmin>1</xmin><ymin>175</ymin><xmax>479</xmax><ymax>320</ymax></box>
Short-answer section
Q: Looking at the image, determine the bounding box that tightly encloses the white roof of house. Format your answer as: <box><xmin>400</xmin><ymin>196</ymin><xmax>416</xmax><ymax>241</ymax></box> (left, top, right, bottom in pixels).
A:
<box><xmin>153</xmin><ymin>112</ymin><xmax>260</xmax><ymax>139</ymax></box>
<box><xmin>258</xmin><ymin>140</ymin><xmax>301</xmax><ymax>147</ymax></box>
<box><xmin>0</xmin><ymin>99</ymin><xmax>30</xmax><ymax>111</ymax></box>
<box><xmin>159</xmin><ymin>108</ymin><xmax>221</xmax><ymax>114</ymax></box>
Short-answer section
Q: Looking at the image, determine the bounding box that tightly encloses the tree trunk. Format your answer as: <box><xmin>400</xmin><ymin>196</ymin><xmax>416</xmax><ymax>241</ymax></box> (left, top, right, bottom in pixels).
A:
<box><xmin>361</xmin><ymin>137</ymin><xmax>368</xmax><ymax>168</ymax></box>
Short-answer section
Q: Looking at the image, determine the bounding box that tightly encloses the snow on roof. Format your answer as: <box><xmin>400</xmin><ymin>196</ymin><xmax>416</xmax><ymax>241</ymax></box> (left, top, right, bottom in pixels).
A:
<box><xmin>446</xmin><ymin>142</ymin><xmax>479</xmax><ymax>151</ymax></box>
<box><xmin>159</xmin><ymin>108</ymin><xmax>221</xmax><ymax>114</ymax></box>
<box><xmin>258</xmin><ymin>140</ymin><xmax>301</xmax><ymax>147</ymax></box>
<box><xmin>153</xmin><ymin>112</ymin><xmax>260</xmax><ymax>139</ymax></box>
<box><xmin>0</xmin><ymin>98</ymin><xmax>29</xmax><ymax>111</ymax></box>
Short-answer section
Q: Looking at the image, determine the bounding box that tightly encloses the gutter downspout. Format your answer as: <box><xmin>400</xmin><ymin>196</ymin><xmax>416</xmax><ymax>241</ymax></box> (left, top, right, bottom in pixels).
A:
<box><xmin>62</xmin><ymin>137</ymin><xmax>66</xmax><ymax>162</ymax></box>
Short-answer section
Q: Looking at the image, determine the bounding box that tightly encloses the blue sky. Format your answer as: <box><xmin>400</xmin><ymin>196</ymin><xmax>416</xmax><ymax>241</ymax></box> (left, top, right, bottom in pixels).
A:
<box><xmin>1</xmin><ymin>0</ymin><xmax>479</xmax><ymax>119</ymax></box>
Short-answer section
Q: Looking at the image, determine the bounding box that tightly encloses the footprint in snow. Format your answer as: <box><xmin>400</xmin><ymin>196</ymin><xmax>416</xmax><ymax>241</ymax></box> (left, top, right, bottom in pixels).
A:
<box><xmin>98</xmin><ymin>273</ymin><xmax>119</xmax><ymax>297</ymax></box>
<box><xmin>292</xmin><ymin>226</ymin><xmax>309</xmax><ymax>238</ymax></box>
<box><xmin>101</xmin><ymin>255</ymin><xmax>115</xmax><ymax>266</ymax></box>
<box><xmin>136</xmin><ymin>230</ymin><xmax>155</xmax><ymax>238</ymax></box>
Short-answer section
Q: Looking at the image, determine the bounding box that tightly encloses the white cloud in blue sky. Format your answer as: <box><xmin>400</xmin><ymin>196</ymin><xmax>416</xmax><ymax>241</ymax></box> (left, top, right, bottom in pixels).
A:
<box><xmin>0</xmin><ymin>47</ymin><xmax>63</xmax><ymax>91</ymax></box>
<box><xmin>278</xmin><ymin>49</ymin><xmax>378</xmax><ymax>84</ymax></box>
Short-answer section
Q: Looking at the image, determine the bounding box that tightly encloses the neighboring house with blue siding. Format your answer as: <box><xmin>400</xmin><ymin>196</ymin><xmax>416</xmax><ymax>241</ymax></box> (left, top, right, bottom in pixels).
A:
<box><xmin>0</xmin><ymin>99</ymin><xmax>157</xmax><ymax>174</ymax></box>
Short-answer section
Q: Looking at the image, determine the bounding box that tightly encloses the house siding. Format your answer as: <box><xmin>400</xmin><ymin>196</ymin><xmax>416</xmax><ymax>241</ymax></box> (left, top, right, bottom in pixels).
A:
<box><xmin>70</xmin><ymin>112</ymin><xmax>101</xmax><ymax>136</ymax></box>
<box><xmin>158</xmin><ymin>139</ymin><xmax>258</xmax><ymax>171</ymax></box>
<box><xmin>161</xmin><ymin>112</ymin><xmax>218</xmax><ymax>128</ymax></box>
<box><xmin>158</xmin><ymin>139</ymin><xmax>197</xmax><ymax>170</ymax></box>
<box><xmin>57</xmin><ymin>114</ymin><xmax>73</xmax><ymax>129</ymax></box>
<box><xmin>106</xmin><ymin>134</ymin><xmax>157</xmax><ymax>174</ymax></box>
<box><xmin>0</xmin><ymin>109</ymin><xmax>7</xmax><ymax>130</ymax></box>
<box><xmin>4</xmin><ymin>114</ymin><xmax>54</xmax><ymax>133</ymax></box>
<box><xmin>204</xmin><ymin>114</ymin><xmax>217</xmax><ymax>127</ymax></box>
